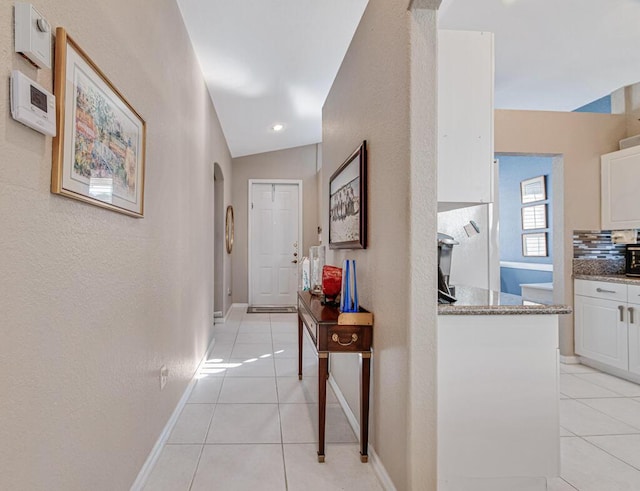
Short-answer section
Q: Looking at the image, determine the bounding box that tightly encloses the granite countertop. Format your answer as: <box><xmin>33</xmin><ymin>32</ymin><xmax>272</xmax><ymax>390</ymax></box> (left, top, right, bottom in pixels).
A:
<box><xmin>438</xmin><ymin>285</ymin><xmax>572</xmax><ymax>316</ymax></box>
<box><xmin>574</xmin><ymin>274</ymin><xmax>640</xmax><ymax>285</ymax></box>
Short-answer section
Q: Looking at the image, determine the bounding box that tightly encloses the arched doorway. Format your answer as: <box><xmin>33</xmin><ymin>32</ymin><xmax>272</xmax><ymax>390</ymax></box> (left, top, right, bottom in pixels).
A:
<box><xmin>214</xmin><ymin>163</ymin><xmax>224</xmax><ymax>317</ymax></box>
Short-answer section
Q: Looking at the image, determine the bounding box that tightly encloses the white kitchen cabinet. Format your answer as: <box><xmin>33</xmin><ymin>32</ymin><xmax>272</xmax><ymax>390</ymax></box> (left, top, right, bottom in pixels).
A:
<box><xmin>574</xmin><ymin>295</ymin><xmax>628</xmax><ymax>370</ymax></box>
<box><xmin>437</xmin><ymin>30</ymin><xmax>494</xmax><ymax>211</ymax></box>
<box><xmin>601</xmin><ymin>145</ymin><xmax>640</xmax><ymax>229</ymax></box>
<box><xmin>628</xmin><ymin>284</ymin><xmax>640</xmax><ymax>376</ymax></box>
<box><xmin>574</xmin><ymin>279</ymin><xmax>640</xmax><ymax>378</ymax></box>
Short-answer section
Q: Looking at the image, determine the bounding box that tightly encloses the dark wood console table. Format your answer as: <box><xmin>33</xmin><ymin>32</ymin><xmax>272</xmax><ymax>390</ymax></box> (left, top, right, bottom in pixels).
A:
<box><xmin>297</xmin><ymin>291</ymin><xmax>373</xmax><ymax>463</ymax></box>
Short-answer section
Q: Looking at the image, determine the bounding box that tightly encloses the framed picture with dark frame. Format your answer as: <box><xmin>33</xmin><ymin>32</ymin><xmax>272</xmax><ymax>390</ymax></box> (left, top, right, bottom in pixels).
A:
<box><xmin>522</xmin><ymin>232</ymin><xmax>548</xmax><ymax>257</ymax></box>
<box><xmin>520</xmin><ymin>175</ymin><xmax>546</xmax><ymax>204</ymax></box>
<box><xmin>51</xmin><ymin>28</ymin><xmax>146</xmax><ymax>217</ymax></box>
<box><xmin>329</xmin><ymin>141</ymin><xmax>367</xmax><ymax>249</ymax></box>
<box><xmin>521</xmin><ymin>204</ymin><xmax>547</xmax><ymax>230</ymax></box>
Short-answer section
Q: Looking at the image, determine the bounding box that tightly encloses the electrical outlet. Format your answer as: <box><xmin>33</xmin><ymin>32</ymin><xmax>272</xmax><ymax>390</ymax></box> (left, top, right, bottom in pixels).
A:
<box><xmin>159</xmin><ymin>365</ymin><xmax>169</xmax><ymax>390</ymax></box>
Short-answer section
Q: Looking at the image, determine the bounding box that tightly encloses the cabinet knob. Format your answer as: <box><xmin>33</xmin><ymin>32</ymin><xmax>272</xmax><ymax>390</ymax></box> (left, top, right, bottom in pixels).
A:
<box><xmin>619</xmin><ymin>305</ymin><xmax>625</xmax><ymax>322</ymax></box>
<box><xmin>629</xmin><ymin>307</ymin><xmax>635</xmax><ymax>324</ymax></box>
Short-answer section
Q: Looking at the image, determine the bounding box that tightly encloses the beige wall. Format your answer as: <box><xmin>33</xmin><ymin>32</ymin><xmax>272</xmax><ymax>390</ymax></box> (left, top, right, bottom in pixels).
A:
<box><xmin>231</xmin><ymin>144</ymin><xmax>319</xmax><ymax>303</ymax></box>
<box><xmin>0</xmin><ymin>1</ymin><xmax>232</xmax><ymax>488</ymax></box>
<box><xmin>323</xmin><ymin>2</ymin><xmax>438</xmax><ymax>489</ymax></box>
<box><xmin>495</xmin><ymin>109</ymin><xmax>627</xmax><ymax>355</ymax></box>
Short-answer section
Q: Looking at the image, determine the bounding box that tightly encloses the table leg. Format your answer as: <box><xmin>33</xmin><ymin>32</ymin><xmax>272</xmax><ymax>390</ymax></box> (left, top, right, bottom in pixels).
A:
<box><xmin>297</xmin><ymin>315</ymin><xmax>303</xmax><ymax>380</ymax></box>
<box><xmin>360</xmin><ymin>352</ymin><xmax>371</xmax><ymax>463</ymax></box>
<box><xmin>318</xmin><ymin>353</ymin><xmax>329</xmax><ymax>463</ymax></box>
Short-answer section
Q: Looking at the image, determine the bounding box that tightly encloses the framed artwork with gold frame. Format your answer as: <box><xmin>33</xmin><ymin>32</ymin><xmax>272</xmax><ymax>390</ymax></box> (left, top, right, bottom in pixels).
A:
<box><xmin>51</xmin><ymin>28</ymin><xmax>146</xmax><ymax>217</ymax></box>
<box><xmin>225</xmin><ymin>205</ymin><xmax>234</xmax><ymax>253</ymax></box>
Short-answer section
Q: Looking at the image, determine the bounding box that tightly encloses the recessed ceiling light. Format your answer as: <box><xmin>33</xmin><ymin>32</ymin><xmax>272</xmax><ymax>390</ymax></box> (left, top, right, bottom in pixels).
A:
<box><xmin>272</xmin><ymin>124</ymin><xmax>284</xmax><ymax>132</ymax></box>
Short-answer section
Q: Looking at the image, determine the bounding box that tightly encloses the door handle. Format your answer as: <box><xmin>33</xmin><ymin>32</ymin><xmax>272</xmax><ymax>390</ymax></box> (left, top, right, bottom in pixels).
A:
<box><xmin>629</xmin><ymin>307</ymin><xmax>635</xmax><ymax>324</ymax></box>
<box><xmin>597</xmin><ymin>288</ymin><xmax>617</xmax><ymax>294</ymax></box>
<box><xmin>619</xmin><ymin>305</ymin><xmax>625</xmax><ymax>322</ymax></box>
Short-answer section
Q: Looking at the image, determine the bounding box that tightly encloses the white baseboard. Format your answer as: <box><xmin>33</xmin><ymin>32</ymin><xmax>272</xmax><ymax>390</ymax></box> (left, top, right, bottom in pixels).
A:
<box><xmin>328</xmin><ymin>375</ymin><xmax>396</xmax><ymax>491</ymax></box>
<box><xmin>130</xmin><ymin>337</ymin><xmax>217</xmax><ymax>491</ymax></box>
<box><xmin>369</xmin><ymin>446</ymin><xmax>398</xmax><ymax>491</ymax></box>
<box><xmin>328</xmin><ymin>375</ymin><xmax>359</xmax><ymax>435</ymax></box>
<box><xmin>215</xmin><ymin>303</ymin><xmax>249</xmax><ymax>324</ymax></box>
<box><xmin>560</xmin><ymin>355</ymin><xmax>581</xmax><ymax>365</ymax></box>
<box><xmin>214</xmin><ymin>304</ymin><xmax>234</xmax><ymax>324</ymax></box>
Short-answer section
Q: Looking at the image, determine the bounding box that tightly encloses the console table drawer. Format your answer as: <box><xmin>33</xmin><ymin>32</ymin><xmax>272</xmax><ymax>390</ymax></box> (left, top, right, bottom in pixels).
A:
<box><xmin>319</xmin><ymin>324</ymin><xmax>372</xmax><ymax>352</ymax></box>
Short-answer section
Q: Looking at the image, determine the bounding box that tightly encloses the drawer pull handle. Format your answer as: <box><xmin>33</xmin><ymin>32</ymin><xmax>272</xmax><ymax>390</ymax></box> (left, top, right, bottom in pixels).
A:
<box><xmin>331</xmin><ymin>333</ymin><xmax>358</xmax><ymax>346</ymax></box>
<box><xmin>596</xmin><ymin>288</ymin><xmax>617</xmax><ymax>294</ymax></box>
<box><xmin>619</xmin><ymin>305</ymin><xmax>625</xmax><ymax>322</ymax></box>
<box><xmin>630</xmin><ymin>307</ymin><xmax>635</xmax><ymax>324</ymax></box>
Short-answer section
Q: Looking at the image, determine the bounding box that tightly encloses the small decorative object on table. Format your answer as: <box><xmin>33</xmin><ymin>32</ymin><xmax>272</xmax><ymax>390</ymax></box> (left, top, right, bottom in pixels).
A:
<box><xmin>301</xmin><ymin>257</ymin><xmax>310</xmax><ymax>291</ymax></box>
<box><xmin>340</xmin><ymin>259</ymin><xmax>359</xmax><ymax>312</ymax></box>
<box><xmin>321</xmin><ymin>265</ymin><xmax>342</xmax><ymax>306</ymax></box>
<box><xmin>309</xmin><ymin>245</ymin><xmax>326</xmax><ymax>295</ymax></box>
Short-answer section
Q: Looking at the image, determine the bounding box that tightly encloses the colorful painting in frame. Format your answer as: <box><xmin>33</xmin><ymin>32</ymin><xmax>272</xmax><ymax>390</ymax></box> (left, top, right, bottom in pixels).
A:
<box><xmin>329</xmin><ymin>141</ymin><xmax>367</xmax><ymax>249</ymax></box>
<box><xmin>52</xmin><ymin>28</ymin><xmax>146</xmax><ymax>217</ymax></box>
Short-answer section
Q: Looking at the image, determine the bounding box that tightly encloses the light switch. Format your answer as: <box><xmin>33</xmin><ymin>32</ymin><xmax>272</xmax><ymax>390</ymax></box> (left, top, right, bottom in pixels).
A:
<box><xmin>14</xmin><ymin>2</ymin><xmax>51</xmax><ymax>69</ymax></box>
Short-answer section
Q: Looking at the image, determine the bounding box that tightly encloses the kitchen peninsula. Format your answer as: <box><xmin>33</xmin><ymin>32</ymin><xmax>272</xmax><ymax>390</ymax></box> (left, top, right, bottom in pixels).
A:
<box><xmin>437</xmin><ymin>285</ymin><xmax>571</xmax><ymax>491</ymax></box>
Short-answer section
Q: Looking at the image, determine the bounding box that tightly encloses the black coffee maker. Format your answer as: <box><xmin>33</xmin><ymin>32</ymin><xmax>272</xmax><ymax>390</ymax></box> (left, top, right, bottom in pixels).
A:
<box><xmin>438</xmin><ymin>233</ymin><xmax>459</xmax><ymax>303</ymax></box>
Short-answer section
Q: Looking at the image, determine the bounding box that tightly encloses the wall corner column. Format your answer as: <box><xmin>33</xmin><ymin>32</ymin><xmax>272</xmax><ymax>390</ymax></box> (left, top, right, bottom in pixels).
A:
<box><xmin>408</xmin><ymin>5</ymin><xmax>439</xmax><ymax>490</ymax></box>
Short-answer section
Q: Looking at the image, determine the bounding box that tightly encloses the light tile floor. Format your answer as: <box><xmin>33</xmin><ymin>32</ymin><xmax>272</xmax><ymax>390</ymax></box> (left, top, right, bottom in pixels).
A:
<box><xmin>549</xmin><ymin>363</ymin><xmax>640</xmax><ymax>490</ymax></box>
<box><xmin>143</xmin><ymin>306</ymin><xmax>640</xmax><ymax>490</ymax></box>
<box><xmin>143</xmin><ymin>306</ymin><xmax>383</xmax><ymax>491</ymax></box>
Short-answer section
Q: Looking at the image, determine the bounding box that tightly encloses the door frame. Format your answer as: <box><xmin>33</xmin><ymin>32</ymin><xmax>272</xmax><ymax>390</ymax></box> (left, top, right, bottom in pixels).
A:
<box><xmin>248</xmin><ymin>179</ymin><xmax>303</xmax><ymax>306</ymax></box>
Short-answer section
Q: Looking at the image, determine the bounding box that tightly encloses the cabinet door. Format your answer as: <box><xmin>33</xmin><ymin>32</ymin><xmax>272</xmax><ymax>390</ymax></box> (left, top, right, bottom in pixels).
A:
<box><xmin>574</xmin><ymin>295</ymin><xmax>628</xmax><ymax>370</ymax></box>
<box><xmin>628</xmin><ymin>302</ymin><xmax>640</xmax><ymax>376</ymax></box>
<box><xmin>438</xmin><ymin>30</ymin><xmax>494</xmax><ymax>207</ymax></box>
<box><xmin>601</xmin><ymin>146</ymin><xmax>640</xmax><ymax>229</ymax></box>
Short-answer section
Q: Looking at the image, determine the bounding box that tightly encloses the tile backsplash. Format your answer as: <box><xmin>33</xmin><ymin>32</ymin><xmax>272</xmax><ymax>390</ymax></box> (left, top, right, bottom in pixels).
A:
<box><xmin>573</xmin><ymin>230</ymin><xmax>629</xmax><ymax>259</ymax></box>
<box><xmin>573</xmin><ymin>230</ymin><xmax>630</xmax><ymax>275</ymax></box>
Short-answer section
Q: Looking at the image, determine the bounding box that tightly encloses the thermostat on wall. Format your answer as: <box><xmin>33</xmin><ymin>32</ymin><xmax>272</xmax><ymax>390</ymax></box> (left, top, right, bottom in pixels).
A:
<box><xmin>10</xmin><ymin>70</ymin><xmax>56</xmax><ymax>137</ymax></box>
<box><xmin>14</xmin><ymin>2</ymin><xmax>52</xmax><ymax>69</ymax></box>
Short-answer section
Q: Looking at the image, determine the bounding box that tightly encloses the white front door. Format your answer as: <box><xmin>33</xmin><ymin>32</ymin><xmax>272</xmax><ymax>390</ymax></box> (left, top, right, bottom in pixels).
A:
<box><xmin>249</xmin><ymin>181</ymin><xmax>301</xmax><ymax>306</ymax></box>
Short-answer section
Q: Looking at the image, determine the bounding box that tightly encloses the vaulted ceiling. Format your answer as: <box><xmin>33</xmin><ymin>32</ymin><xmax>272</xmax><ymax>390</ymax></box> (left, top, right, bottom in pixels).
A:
<box><xmin>177</xmin><ymin>0</ymin><xmax>640</xmax><ymax>157</ymax></box>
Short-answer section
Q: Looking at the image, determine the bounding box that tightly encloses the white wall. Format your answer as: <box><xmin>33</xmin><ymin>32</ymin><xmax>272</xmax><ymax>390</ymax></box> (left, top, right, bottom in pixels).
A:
<box><xmin>322</xmin><ymin>1</ymin><xmax>439</xmax><ymax>489</ymax></box>
<box><xmin>438</xmin><ymin>205</ymin><xmax>491</xmax><ymax>290</ymax></box>
<box><xmin>0</xmin><ymin>1</ymin><xmax>232</xmax><ymax>488</ymax></box>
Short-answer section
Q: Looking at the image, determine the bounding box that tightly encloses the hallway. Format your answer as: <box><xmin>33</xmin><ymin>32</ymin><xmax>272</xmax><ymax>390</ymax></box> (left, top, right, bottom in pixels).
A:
<box><xmin>142</xmin><ymin>306</ymin><xmax>383</xmax><ymax>490</ymax></box>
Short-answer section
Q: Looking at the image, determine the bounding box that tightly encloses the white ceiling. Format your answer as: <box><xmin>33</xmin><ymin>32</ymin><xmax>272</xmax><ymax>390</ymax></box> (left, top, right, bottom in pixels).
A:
<box><xmin>178</xmin><ymin>0</ymin><xmax>640</xmax><ymax>158</ymax></box>
<box><xmin>439</xmin><ymin>0</ymin><xmax>640</xmax><ymax>112</ymax></box>
<box><xmin>176</xmin><ymin>0</ymin><xmax>368</xmax><ymax>157</ymax></box>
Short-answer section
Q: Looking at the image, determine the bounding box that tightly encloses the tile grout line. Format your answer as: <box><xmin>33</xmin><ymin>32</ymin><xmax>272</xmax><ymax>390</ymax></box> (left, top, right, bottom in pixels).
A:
<box><xmin>187</xmin><ymin>308</ymin><xmax>239</xmax><ymax>491</ymax></box>
<box><xmin>573</xmin><ymin>433</ymin><xmax>640</xmax><ymax>476</ymax></box>
<box><xmin>272</xmin><ymin>313</ymin><xmax>290</xmax><ymax>491</ymax></box>
<box><xmin>186</xmin><ymin>444</ymin><xmax>206</xmax><ymax>491</ymax></box>
<box><xmin>571</xmin><ymin>373</ymin><xmax>640</xmax><ymax>398</ymax></box>
<box><xmin>560</xmin><ymin>373</ymin><xmax>625</xmax><ymax>398</ymax></box>
<box><xmin>562</xmin><ymin>374</ymin><xmax>640</xmax><ymax>487</ymax></box>
<box><xmin>571</xmin><ymin>397</ymin><xmax>640</xmax><ymax>434</ymax></box>
<box><xmin>558</xmin><ymin>476</ymin><xmax>580</xmax><ymax>491</ymax></box>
